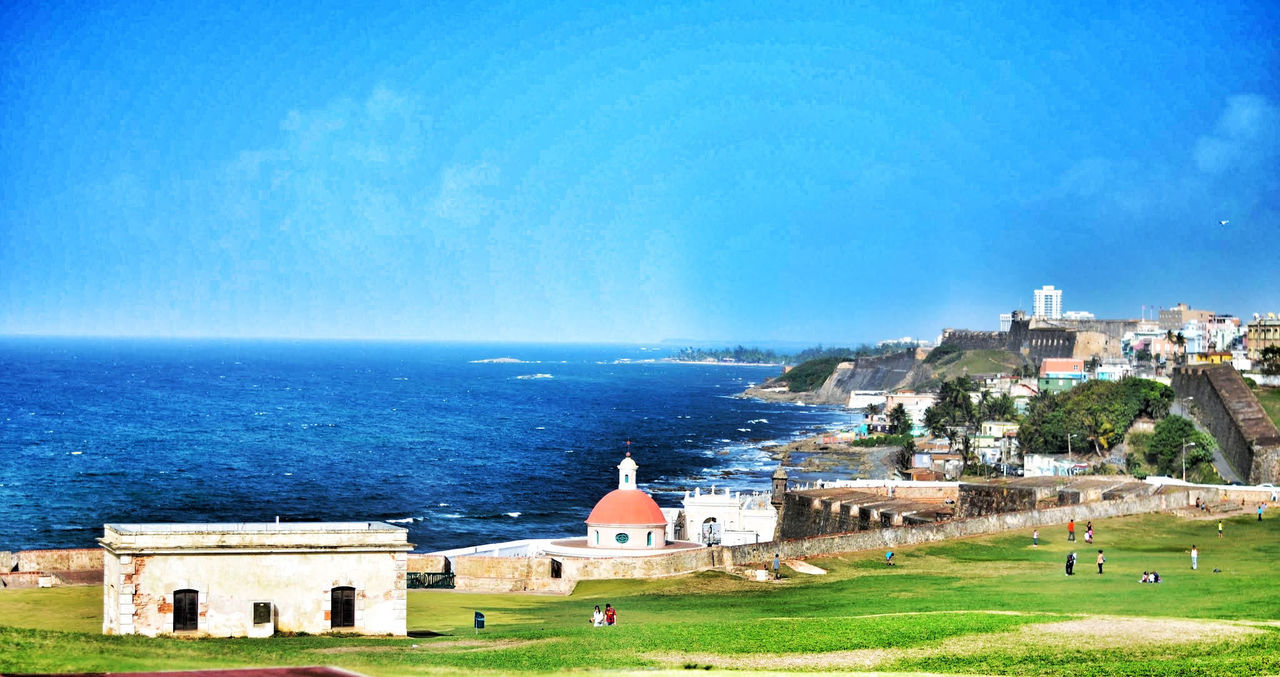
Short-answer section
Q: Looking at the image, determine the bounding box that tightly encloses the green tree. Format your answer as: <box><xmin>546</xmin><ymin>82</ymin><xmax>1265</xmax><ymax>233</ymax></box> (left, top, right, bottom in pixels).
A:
<box><xmin>979</xmin><ymin>391</ymin><xmax>1018</xmax><ymax>422</ymax></box>
<box><xmin>895</xmin><ymin>439</ymin><xmax>917</xmax><ymax>475</ymax></box>
<box><xmin>925</xmin><ymin>377</ymin><xmax>979</xmax><ymax>469</ymax></box>
<box><xmin>1260</xmin><ymin>345</ymin><xmax>1280</xmax><ymax>376</ymax></box>
<box><xmin>888</xmin><ymin>403</ymin><xmax>912</xmax><ymax>435</ymax></box>
<box><xmin>864</xmin><ymin>402</ymin><xmax>884</xmax><ymax>418</ymax></box>
<box><xmin>1149</xmin><ymin>415</ymin><xmax>1216</xmax><ymax>476</ymax></box>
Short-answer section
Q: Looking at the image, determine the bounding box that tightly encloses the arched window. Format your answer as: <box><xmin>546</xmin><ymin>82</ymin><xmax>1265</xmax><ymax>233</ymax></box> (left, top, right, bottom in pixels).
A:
<box><xmin>647</xmin><ymin>531</ymin><xmax>653</xmax><ymax>546</ymax></box>
<box><xmin>173</xmin><ymin>589</ymin><xmax>198</xmax><ymax>632</ymax></box>
<box><xmin>331</xmin><ymin>586</ymin><xmax>355</xmax><ymax>628</ymax></box>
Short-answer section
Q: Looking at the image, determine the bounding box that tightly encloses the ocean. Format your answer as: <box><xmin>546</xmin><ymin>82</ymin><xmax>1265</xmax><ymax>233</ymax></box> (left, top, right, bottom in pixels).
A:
<box><xmin>0</xmin><ymin>338</ymin><xmax>853</xmax><ymax>552</ymax></box>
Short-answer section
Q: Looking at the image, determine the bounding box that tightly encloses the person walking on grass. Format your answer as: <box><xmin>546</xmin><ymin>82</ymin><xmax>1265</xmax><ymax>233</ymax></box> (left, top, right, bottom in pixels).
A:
<box><xmin>604</xmin><ymin>603</ymin><xmax>616</xmax><ymax>626</ymax></box>
<box><xmin>1033</xmin><ymin>529</ymin><xmax>1039</xmax><ymax>547</ymax></box>
<box><xmin>1068</xmin><ymin>519</ymin><xmax>1076</xmax><ymax>542</ymax></box>
<box><xmin>1218</xmin><ymin>520</ymin><xmax>1224</xmax><ymax>538</ymax></box>
<box><xmin>1065</xmin><ymin>551</ymin><xmax>1076</xmax><ymax>576</ymax></box>
<box><xmin>773</xmin><ymin>553</ymin><xmax>780</xmax><ymax>580</ymax></box>
<box><xmin>1096</xmin><ymin>550</ymin><xmax>1105</xmax><ymax>574</ymax></box>
<box><xmin>1191</xmin><ymin>545</ymin><xmax>1198</xmax><ymax>570</ymax></box>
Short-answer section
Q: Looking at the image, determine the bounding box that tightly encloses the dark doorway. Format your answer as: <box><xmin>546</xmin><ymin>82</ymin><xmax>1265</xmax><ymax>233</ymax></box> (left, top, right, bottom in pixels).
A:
<box><xmin>173</xmin><ymin>589</ymin><xmax>198</xmax><ymax>632</ymax></box>
<box><xmin>331</xmin><ymin>586</ymin><xmax>355</xmax><ymax>628</ymax></box>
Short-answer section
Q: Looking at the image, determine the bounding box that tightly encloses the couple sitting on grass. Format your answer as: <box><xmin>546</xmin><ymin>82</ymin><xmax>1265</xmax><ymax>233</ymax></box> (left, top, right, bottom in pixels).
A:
<box><xmin>1139</xmin><ymin>571</ymin><xmax>1162</xmax><ymax>583</ymax></box>
<box><xmin>590</xmin><ymin>604</ymin><xmax>617</xmax><ymax>626</ymax></box>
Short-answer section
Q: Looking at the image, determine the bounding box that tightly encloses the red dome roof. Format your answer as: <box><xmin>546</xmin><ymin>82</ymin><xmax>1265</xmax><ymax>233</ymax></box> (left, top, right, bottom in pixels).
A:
<box><xmin>585</xmin><ymin>489</ymin><xmax>667</xmax><ymax>526</ymax></box>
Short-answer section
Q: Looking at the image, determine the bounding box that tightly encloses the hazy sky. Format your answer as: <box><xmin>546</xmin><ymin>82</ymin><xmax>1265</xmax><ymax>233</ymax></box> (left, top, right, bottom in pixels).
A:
<box><xmin>2</xmin><ymin>1</ymin><xmax>1277</xmax><ymax>344</ymax></box>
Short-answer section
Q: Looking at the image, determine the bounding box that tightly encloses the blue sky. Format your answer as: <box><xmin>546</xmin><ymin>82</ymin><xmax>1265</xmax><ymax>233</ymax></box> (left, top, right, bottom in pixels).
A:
<box><xmin>2</xmin><ymin>1</ymin><xmax>1277</xmax><ymax>344</ymax></box>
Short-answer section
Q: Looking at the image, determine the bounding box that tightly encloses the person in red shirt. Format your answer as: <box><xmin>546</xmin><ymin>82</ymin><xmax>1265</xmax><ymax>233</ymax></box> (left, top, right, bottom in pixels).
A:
<box><xmin>604</xmin><ymin>603</ymin><xmax>617</xmax><ymax>626</ymax></box>
<box><xmin>1068</xmin><ymin>519</ymin><xmax>1076</xmax><ymax>542</ymax></box>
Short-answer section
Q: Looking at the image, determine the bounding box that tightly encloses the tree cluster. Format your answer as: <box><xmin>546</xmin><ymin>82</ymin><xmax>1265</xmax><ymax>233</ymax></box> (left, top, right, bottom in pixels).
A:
<box><xmin>920</xmin><ymin>377</ymin><xmax>1019</xmax><ymax>471</ymax></box>
<box><xmin>1017</xmin><ymin>377</ymin><xmax>1174</xmax><ymax>457</ymax></box>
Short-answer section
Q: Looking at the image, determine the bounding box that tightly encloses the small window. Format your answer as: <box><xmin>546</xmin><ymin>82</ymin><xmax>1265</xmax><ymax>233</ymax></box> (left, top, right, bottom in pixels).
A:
<box><xmin>647</xmin><ymin>531</ymin><xmax>653</xmax><ymax>546</ymax></box>
<box><xmin>253</xmin><ymin>602</ymin><xmax>272</xmax><ymax>625</ymax></box>
<box><xmin>615</xmin><ymin>532</ymin><xmax>629</xmax><ymax>544</ymax></box>
<box><xmin>331</xmin><ymin>587</ymin><xmax>355</xmax><ymax>628</ymax></box>
<box><xmin>173</xmin><ymin>589</ymin><xmax>198</xmax><ymax>632</ymax></box>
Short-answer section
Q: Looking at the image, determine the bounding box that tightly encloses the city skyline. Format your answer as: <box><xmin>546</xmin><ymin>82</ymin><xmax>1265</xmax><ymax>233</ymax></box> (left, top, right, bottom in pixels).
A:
<box><xmin>2</xmin><ymin>2</ymin><xmax>1278</xmax><ymax>344</ymax></box>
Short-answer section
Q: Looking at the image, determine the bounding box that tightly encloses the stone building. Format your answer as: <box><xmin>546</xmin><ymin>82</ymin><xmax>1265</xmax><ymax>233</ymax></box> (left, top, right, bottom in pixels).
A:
<box><xmin>1246</xmin><ymin>314</ymin><xmax>1280</xmax><ymax>362</ymax></box>
<box><xmin>100</xmin><ymin>522</ymin><xmax>412</xmax><ymax>637</ymax></box>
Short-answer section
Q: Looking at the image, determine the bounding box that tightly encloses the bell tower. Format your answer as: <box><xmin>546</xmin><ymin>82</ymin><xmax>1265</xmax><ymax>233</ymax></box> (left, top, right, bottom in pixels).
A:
<box><xmin>770</xmin><ymin>466</ymin><xmax>788</xmax><ymax>509</ymax></box>
<box><xmin>618</xmin><ymin>452</ymin><xmax>638</xmax><ymax>490</ymax></box>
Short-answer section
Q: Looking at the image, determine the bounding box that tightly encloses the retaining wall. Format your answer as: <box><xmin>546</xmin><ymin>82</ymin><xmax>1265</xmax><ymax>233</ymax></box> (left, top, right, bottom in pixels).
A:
<box><xmin>16</xmin><ymin>548</ymin><xmax>102</xmax><ymax>572</ymax></box>
<box><xmin>1173</xmin><ymin>365</ymin><xmax>1280</xmax><ymax>484</ymax></box>
<box><xmin>725</xmin><ymin>488</ymin><xmax>1207</xmax><ymax>567</ymax></box>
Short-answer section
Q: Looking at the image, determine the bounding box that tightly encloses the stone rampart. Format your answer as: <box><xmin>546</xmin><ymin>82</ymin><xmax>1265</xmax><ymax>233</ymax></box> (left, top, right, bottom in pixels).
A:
<box><xmin>406</xmin><ymin>554</ymin><xmax>449</xmax><ymax>573</ymax></box>
<box><xmin>1173</xmin><ymin>365</ymin><xmax>1280</xmax><ymax>484</ymax></box>
<box><xmin>940</xmin><ymin>329</ymin><xmax>1007</xmax><ymax>352</ymax></box>
<box><xmin>16</xmin><ymin>548</ymin><xmax>102</xmax><ymax>572</ymax></box>
<box><xmin>0</xmin><ymin>572</ymin><xmax>46</xmax><ymax>589</ymax></box>
<box><xmin>726</xmin><ymin>488</ymin><xmax>1194</xmax><ymax>567</ymax></box>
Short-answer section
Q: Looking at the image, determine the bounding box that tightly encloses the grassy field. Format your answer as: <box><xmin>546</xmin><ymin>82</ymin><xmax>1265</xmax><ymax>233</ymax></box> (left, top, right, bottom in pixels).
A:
<box><xmin>2</xmin><ymin>511</ymin><xmax>1278</xmax><ymax>675</ymax></box>
<box><xmin>1250</xmin><ymin>384</ymin><xmax>1280</xmax><ymax>430</ymax></box>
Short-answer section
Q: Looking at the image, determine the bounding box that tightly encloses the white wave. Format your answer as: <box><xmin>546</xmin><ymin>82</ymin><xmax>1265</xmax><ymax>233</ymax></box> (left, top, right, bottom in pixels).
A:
<box><xmin>737</xmin><ymin>428</ymin><xmax>751</xmax><ymax>432</ymax></box>
<box><xmin>385</xmin><ymin>517</ymin><xmax>414</xmax><ymax>524</ymax></box>
<box><xmin>437</xmin><ymin>502</ymin><xmax>450</xmax><ymax>507</ymax></box>
<box><xmin>748</xmin><ymin>418</ymin><xmax>769</xmax><ymax>424</ymax></box>
<box><xmin>516</xmin><ymin>373</ymin><xmax>553</xmax><ymax>380</ymax></box>
<box><xmin>442</xmin><ymin>513</ymin><xmax>463</xmax><ymax>519</ymax></box>
<box><xmin>505</xmin><ymin>511</ymin><xmax>521</xmax><ymax>518</ymax></box>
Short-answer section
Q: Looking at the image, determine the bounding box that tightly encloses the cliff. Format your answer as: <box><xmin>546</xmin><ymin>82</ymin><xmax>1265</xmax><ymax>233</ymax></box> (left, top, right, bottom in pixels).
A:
<box><xmin>742</xmin><ymin>350</ymin><xmax>927</xmax><ymax>405</ymax></box>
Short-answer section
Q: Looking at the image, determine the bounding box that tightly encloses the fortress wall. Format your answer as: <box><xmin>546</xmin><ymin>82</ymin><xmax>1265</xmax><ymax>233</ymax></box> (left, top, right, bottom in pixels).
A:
<box><xmin>16</xmin><ymin>548</ymin><xmax>102</xmax><ymax>572</ymax></box>
<box><xmin>406</xmin><ymin>554</ymin><xmax>449</xmax><ymax>573</ymax></box>
<box><xmin>724</xmin><ymin>487</ymin><xmax>1223</xmax><ymax>567</ymax></box>
<box><xmin>940</xmin><ymin>329</ymin><xmax>1007</xmax><ymax>351</ymax></box>
<box><xmin>1173</xmin><ymin>365</ymin><xmax>1280</xmax><ymax>484</ymax></box>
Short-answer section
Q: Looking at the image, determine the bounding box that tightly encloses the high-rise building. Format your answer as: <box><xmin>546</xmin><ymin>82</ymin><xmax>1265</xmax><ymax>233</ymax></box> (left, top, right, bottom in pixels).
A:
<box><xmin>1033</xmin><ymin>285</ymin><xmax>1062</xmax><ymax>319</ymax></box>
<box><xmin>999</xmin><ymin>313</ymin><xmax>1013</xmax><ymax>332</ymax></box>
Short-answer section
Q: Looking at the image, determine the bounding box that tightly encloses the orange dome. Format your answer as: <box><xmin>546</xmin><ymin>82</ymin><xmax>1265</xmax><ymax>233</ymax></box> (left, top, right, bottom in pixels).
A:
<box><xmin>585</xmin><ymin>489</ymin><xmax>667</xmax><ymax>526</ymax></box>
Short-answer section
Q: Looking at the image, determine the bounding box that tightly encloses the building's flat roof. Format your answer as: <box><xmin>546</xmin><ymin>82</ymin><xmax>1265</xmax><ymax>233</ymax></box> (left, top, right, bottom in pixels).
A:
<box><xmin>105</xmin><ymin>522</ymin><xmax>404</xmax><ymax>535</ymax></box>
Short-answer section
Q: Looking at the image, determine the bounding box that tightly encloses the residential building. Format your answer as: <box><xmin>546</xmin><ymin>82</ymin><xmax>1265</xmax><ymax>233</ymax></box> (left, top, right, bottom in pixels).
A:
<box><xmin>1033</xmin><ymin>285</ymin><xmax>1062</xmax><ymax>319</ymax></box>
<box><xmin>1246</xmin><ymin>313</ymin><xmax>1280</xmax><ymax>362</ymax></box>
<box><xmin>884</xmin><ymin>391</ymin><xmax>938</xmax><ymax>433</ymax></box>
<box><xmin>1159</xmin><ymin>303</ymin><xmax>1215</xmax><ymax>331</ymax></box>
<box><xmin>1038</xmin><ymin>357</ymin><xmax>1087</xmax><ymax>394</ymax></box>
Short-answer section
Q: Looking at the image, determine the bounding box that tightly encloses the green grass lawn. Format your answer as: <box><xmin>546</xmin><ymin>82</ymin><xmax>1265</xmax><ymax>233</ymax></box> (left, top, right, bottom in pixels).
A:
<box><xmin>3</xmin><ymin>512</ymin><xmax>1278</xmax><ymax>675</ymax></box>
<box><xmin>1250</xmin><ymin>384</ymin><xmax>1280</xmax><ymax>430</ymax></box>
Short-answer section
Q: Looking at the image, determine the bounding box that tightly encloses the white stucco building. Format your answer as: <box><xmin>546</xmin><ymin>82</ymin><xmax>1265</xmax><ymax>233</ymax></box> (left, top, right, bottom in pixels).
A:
<box><xmin>100</xmin><ymin>522</ymin><xmax>412</xmax><ymax>637</ymax></box>
<box><xmin>1033</xmin><ymin>285</ymin><xmax>1062</xmax><ymax>319</ymax></box>
<box><xmin>678</xmin><ymin>486</ymin><xmax>777</xmax><ymax>546</ymax></box>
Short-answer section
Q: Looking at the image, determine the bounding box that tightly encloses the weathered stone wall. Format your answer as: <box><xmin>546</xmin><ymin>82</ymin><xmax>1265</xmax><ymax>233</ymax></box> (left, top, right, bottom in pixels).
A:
<box><xmin>1173</xmin><ymin>365</ymin><xmax>1280</xmax><ymax>484</ymax></box>
<box><xmin>726</xmin><ymin>489</ymin><xmax>1194</xmax><ymax>567</ymax></box>
<box><xmin>940</xmin><ymin>329</ymin><xmax>1007</xmax><ymax>352</ymax></box>
<box><xmin>955</xmin><ymin>484</ymin><xmax>1040</xmax><ymax>517</ymax></box>
<box><xmin>453</xmin><ymin>548</ymin><xmax>723</xmax><ymax>593</ymax></box>
<box><xmin>776</xmin><ymin>493</ymin><xmax>862</xmax><ymax>538</ymax></box>
<box><xmin>102</xmin><ymin>550</ymin><xmax>408</xmax><ymax>637</ymax></box>
<box><xmin>406</xmin><ymin>554</ymin><xmax>449</xmax><ymax>573</ymax></box>
<box><xmin>17</xmin><ymin>548</ymin><xmax>102</xmax><ymax>572</ymax></box>
<box><xmin>0</xmin><ymin>572</ymin><xmax>45</xmax><ymax>588</ymax></box>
